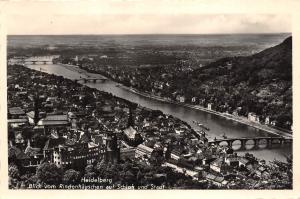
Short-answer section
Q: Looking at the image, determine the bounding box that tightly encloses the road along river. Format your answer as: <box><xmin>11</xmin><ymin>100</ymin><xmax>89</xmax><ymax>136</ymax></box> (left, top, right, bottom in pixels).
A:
<box><xmin>25</xmin><ymin>64</ymin><xmax>292</xmax><ymax>162</ymax></box>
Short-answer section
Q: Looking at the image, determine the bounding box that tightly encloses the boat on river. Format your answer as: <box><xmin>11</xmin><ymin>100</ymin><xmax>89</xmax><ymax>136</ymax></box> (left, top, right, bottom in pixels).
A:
<box><xmin>193</xmin><ymin>121</ymin><xmax>210</xmax><ymax>131</ymax></box>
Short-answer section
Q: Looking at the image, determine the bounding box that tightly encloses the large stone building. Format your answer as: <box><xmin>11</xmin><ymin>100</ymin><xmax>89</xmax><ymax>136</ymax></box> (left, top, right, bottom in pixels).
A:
<box><xmin>44</xmin><ymin>138</ymin><xmax>105</xmax><ymax>167</ymax></box>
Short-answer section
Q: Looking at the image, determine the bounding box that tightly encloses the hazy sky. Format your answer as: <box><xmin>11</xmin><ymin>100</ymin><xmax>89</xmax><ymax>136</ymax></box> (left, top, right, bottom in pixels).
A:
<box><xmin>3</xmin><ymin>1</ymin><xmax>292</xmax><ymax>35</ymax></box>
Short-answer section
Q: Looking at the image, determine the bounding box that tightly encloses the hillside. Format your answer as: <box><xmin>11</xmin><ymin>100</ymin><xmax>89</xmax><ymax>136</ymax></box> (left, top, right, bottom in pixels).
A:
<box><xmin>58</xmin><ymin>35</ymin><xmax>292</xmax><ymax>131</ymax></box>
<box><xmin>184</xmin><ymin>36</ymin><xmax>292</xmax><ymax>130</ymax></box>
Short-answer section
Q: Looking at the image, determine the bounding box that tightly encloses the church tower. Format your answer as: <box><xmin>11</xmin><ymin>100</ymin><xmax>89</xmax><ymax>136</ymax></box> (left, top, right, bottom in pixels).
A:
<box><xmin>105</xmin><ymin>132</ymin><xmax>120</xmax><ymax>164</ymax></box>
<box><xmin>123</xmin><ymin>102</ymin><xmax>143</xmax><ymax>147</ymax></box>
<box><xmin>34</xmin><ymin>94</ymin><xmax>40</xmax><ymax>125</ymax></box>
<box><xmin>127</xmin><ymin>103</ymin><xmax>137</xmax><ymax>128</ymax></box>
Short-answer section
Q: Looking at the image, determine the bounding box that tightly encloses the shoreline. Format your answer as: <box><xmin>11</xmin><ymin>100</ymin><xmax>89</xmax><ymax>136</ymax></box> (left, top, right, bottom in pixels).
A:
<box><xmin>55</xmin><ymin>63</ymin><xmax>292</xmax><ymax>139</ymax></box>
<box><xmin>117</xmin><ymin>83</ymin><xmax>293</xmax><ymax>140</ymax></box>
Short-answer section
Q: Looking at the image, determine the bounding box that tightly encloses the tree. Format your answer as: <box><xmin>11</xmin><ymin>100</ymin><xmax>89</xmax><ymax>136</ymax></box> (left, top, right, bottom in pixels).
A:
<box><xmin>8</xmin><ymin>164</ymin><xmax>20</xmax><ymax>179</ymax></box>
<box><xmin>63</xmin><ymin>169</ymin><xmax>81</xmax><ymax>184</ymax></box>
<box><xmin>36</xmin><ymin>163</ymin><xmax>63</xmax><ymax>185</ymax></box>
<box><xmin>149</xmin><ymin>148</ymin><xmax>165</xmax><ymax>166</ymax></box>
<box><xmin>84</xmin><ymin>164</ymin><xmax>96</xmax><ymax>178</ymax></box>
<box><xmin>85</xmin><ymin>164</ymin><xmax>94</xmax><ymax>173</ymax></box>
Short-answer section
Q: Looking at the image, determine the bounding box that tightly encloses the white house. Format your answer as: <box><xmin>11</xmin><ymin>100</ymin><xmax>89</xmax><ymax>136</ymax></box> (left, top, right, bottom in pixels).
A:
<box><xmin>265</xmin><ymin>116</ymin><xmax>270</xmax><ymax>125</ymax></box>
<box><xmin>176</xmin><ymin>95</ymin><xmax>185</xmax><ymax>103</ymax></box>
<box><xmin>191</xmin><ymin>97</ymin><xmax>197</xmax><ymax>103</ymax></box>
<box><xmin>248</xmin><ymin>112</ymin><xmax>260</xmax><ymax>123</ymax></box>
<box><xmin>207</xmin><ymin>103</ymin><xmax>212</xmax><ymax>110</ymax></box>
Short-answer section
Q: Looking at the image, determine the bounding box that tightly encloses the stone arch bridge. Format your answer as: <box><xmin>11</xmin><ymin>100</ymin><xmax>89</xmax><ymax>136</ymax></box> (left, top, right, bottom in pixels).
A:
<box><xmin>208</xmin><ymin>137</ymin><xmax>292</xmax><ymax>151</ymax></box>
<box><xmin>74</xmin><ymin>77</ymin><xmax>107</xmax><ymax>83</ymax></box>
<box><xmin>23</xmin><ymin>60</ymin><xmax>53</xmax><ymax>65</ymax></box>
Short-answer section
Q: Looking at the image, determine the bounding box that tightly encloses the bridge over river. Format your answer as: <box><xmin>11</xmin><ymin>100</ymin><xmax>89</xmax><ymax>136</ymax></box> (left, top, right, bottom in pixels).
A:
<box><xmin>23</xmin><ymin>60</ymin><xmax>53</xmax><ymax>64</ymax></box>
<box><xmin>9</xmin><ymin>56</ymin><xmax>55</xmax><ymax>65</ymax></box>
<box><xmin>74</xmin><ymin>77</ymin><xmax>108</xmax><ymax>83</ymax></box>
<box><xmin>208</xmin><ymin>137</ymin><xmax>292</xmax><ymax>151</ymax></box>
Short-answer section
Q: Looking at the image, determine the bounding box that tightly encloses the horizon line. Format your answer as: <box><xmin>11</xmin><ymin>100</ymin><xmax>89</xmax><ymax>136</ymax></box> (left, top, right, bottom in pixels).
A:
<box><xmin>7</xmin><ymin>32</ymin><xmax>292</xmax><ymax>36</ymax></box>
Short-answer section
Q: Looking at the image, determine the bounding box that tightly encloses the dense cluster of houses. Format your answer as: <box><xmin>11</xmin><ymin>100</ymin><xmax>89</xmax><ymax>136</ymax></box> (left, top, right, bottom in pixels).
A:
<box><xmin>74</xmin><ymin>56</ymin><xmax>283</xmax><ymax>129</ymax></box>
<box><xmin>7</xmin><ymin>64</ymin><xmax>291</xmax><ymax>188</ymax></box>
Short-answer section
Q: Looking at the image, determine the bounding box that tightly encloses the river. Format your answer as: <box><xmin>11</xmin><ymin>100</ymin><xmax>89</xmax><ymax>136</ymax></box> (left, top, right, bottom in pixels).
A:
<box><xmin>25</xmin><ymin>63</ymin><xmax>292</xmax><ymax>163</ymax></box>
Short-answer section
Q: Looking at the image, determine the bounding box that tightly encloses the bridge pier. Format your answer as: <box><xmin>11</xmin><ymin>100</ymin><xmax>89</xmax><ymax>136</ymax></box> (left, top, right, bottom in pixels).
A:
<box><xmin>278</xmin><ymin>138</ymin><xmax>283</xmax><ymax>148</ymax></box>
<box><xmin>227</xmin><ymin>140</ymin><xmax>233</xmax><ymax>148</ymax></box>
<box><xmin>240</xmin><ymin>139</ymin><xmax>246</xmax><ymax>151</ymax></box>
<box><xmin>265</xmin><ymin>138</ymin><xmax>271</xmax><ymax>149</ymax></box>
<box><xmin>253</xmin><ymin>139</ymin><xmax>259</xmax><ymax>150</ymax></box>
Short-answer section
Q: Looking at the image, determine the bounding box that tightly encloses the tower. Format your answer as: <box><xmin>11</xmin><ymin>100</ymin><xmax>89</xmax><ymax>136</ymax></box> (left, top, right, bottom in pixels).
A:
<box><xmin>123</xmin><ymin>102</ymin><xmax>143</xmax><ymax>147</ymax></box>
<box><xmin>34</xmin><ymin>94</ymin><xmax>40</xmax><ymax>125</ymax></box>
<box><xmin>105</xmin><ymin>132</ymin><xmax>120</xmax><ymax>164</ymax></box>
<box><xmin>127</xmin><ymin>103</ymin><xmax>137</xmax><ymax>127</ymax></box>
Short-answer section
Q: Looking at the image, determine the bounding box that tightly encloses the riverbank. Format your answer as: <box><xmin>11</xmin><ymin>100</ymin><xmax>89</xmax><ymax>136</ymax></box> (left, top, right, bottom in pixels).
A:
<box><xmin>57</xmin><ymin>63</ymin><xmax>292</xmax><ymax>139</ymax></box>
<box><xmin>25</xmin><ymin>63</ymin><xmax>292</xmax><ymax>162</ymax></box>
<box><xmin>117</xmin><ymin>82</ymin><xmax>293</xmax><ymax>140</ymax></box>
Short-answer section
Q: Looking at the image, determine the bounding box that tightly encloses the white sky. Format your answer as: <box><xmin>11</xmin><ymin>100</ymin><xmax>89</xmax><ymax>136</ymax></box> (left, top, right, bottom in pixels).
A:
<box><xmin>2</xmin><ymin>1</ymin><xmax>293</xmax><ymax>35</ymax></box>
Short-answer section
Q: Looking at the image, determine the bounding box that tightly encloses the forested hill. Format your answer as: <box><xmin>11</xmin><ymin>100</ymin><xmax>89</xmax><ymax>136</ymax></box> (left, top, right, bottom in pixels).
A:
<box><xmin>194</xmin><ymin>36</ymin><xmax>292</xmax><ymax>82</ymax></box>
<box><xmin>184</xmin><ymin>36</ymin><xmax>292</xmax><ymax>130</ymax></box>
